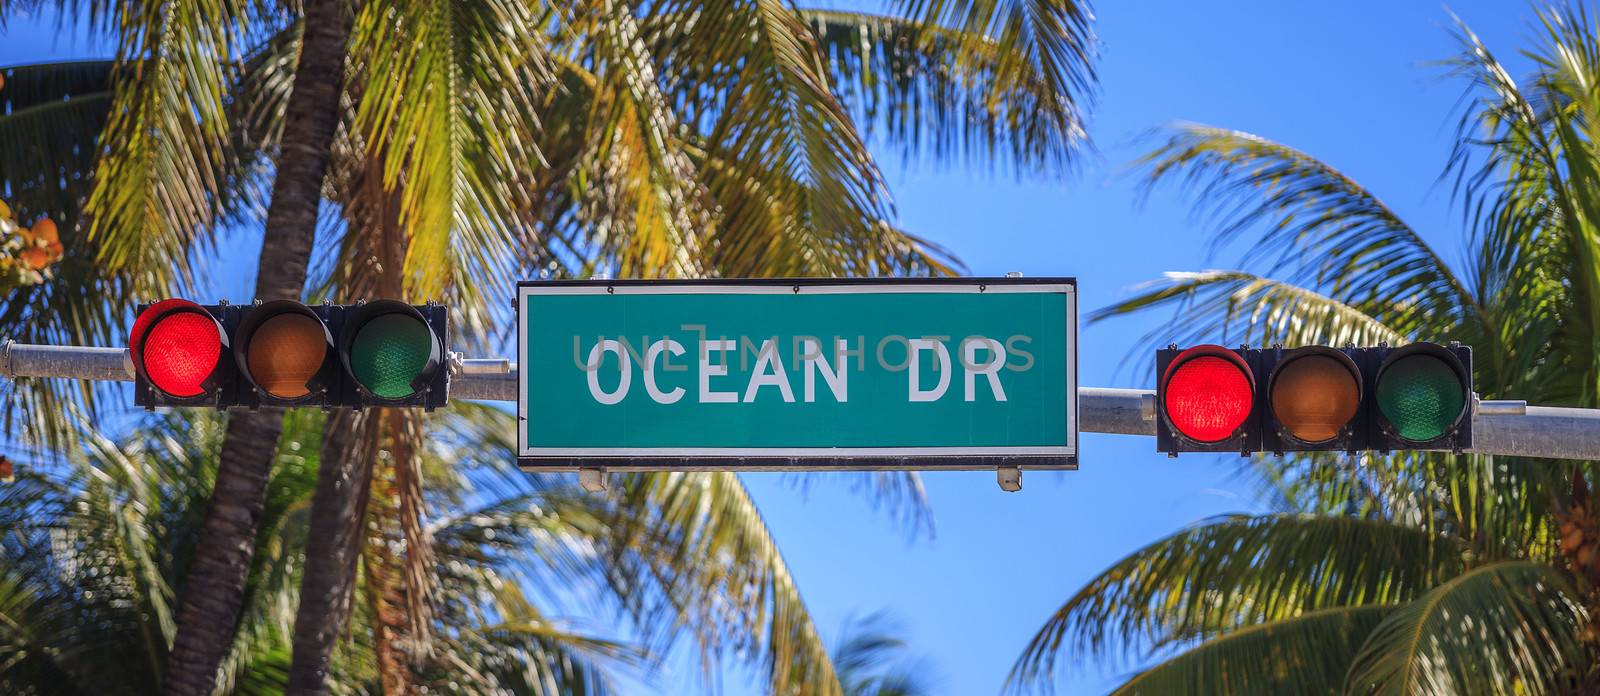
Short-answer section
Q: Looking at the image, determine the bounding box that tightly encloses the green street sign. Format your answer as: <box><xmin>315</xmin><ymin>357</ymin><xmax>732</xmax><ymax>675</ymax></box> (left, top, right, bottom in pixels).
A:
<box><xmin>517</xmin><ymin>279</ymin><xmax>1077</xmax><ymax>470</ymax></box>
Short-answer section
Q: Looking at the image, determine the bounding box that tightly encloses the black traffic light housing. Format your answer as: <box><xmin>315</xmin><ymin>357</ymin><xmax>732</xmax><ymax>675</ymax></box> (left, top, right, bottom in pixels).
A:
<box><xmin>1155</xmin><ymin>344</ymin><xmax>1263</xmax><ymax>456</ymax></box>
<box><xmin>1157</xmin><ymin>342</ymin><xmax>1475</xmax><ymax>457</ymax></box>
<box><xmin>131</xmin><ymin>299</ymin><xmax>449</xmax><ymax>412</ymax></box>
<box><xmin>1259</xmin><ymin>345</ymin><xmax>1371</xmax><ymax>454</ymax></box>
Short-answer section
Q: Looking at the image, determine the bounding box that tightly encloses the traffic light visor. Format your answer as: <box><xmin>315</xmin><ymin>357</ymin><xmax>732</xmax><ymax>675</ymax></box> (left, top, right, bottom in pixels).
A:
<box><xmin>1162</xmin><ymin>346</ymin><xmax>1254</xmax><ymax>443</ymax></box>
<box><xmin>237</xmin><ymin>303</ymin><xmax>331</xmax><ymax>399</ymax></box>
<box><xmin>1377</xmin><ymin>349</ymin><xmax>1467</xmax><ymax>442</ymax></box>
<box><xmin>349</xmin><ymin>312</ymin><xmax>435</xmax><ymax>399</ymax></box>
<box><xmin>130</xmin><ymin>300</ymin><xmax>223</xmax><ymax>398</ymax></box>
<box><xmin>1270</xmin><ymin>350</ymin><xmax>1361</xmax><ymax>443</ymax></box>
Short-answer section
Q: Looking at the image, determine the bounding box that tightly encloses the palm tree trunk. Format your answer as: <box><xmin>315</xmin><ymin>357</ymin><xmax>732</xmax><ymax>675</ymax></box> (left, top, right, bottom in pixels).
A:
<box><xmin>161</xmin><ymin>1</ymin><xmax>352</xmax><ymax>693</ymax></box>
<box><xmin>362</xmin><ymin>409</ymin><xmax>431</xmax><ymax>693</ymax></box>
<box><xmin>288</xmin><ymin>135</ymin><xmax>413</xmax><ymax>693</ymax></box>
<box><xmin>287</xmin><ymin>408</ymin><xmax>377</xmax><ymax>693</ymax></box>
<box><xmin>365</xmin><ymin>449</ymin><xmax>416</xmax><ymax>694</ymax></box>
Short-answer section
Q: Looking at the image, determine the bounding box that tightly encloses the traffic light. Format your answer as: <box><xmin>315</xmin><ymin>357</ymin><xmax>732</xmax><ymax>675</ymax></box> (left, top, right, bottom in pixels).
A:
<box><xmin>129</xmin><ymin>299</ymin><xmax>233</xmax><ymax>407</ymax></box>
<box><xmin>1155</xmin><ymin>344</ymin><xmax>1262</xmax><ymax>454</ymax></box>
<box><xmin>234</xmin><ymin>300</ymin><xmax>338</xmax><ymax>408</ymax></box>
<box><xmin>1369</xmin><ymin>342</ymin><xmax>1473</xmax><ymax>452</ymax></box>
<box><xmin>1260</xmin><ymin>346</ymin><xmax>1368</xmax><ymax>453</ymax></box>
<box><xmin>336</xmin><ymin>300</ymin><xmax>447</xmax><ymax>408</ymax></box>
<box><xmin>130</xmin><ymin>299</ymin><xmax>448</xmax><ymax>411</ymax></box>
<box><xmin>1156</xmin><ymin>342</ymin><xmax>1472</xmax><ymax>456</ymax></box>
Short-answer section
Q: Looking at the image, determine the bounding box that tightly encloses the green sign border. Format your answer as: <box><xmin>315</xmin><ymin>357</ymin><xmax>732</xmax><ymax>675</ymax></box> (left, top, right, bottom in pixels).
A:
<box><xmin>516</xmin><ymin>278</ymin><xmax>1077</xmax><ymax>471</ymax></box>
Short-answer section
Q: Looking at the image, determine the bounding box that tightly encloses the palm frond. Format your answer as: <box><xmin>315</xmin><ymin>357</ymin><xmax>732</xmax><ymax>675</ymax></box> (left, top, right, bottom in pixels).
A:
<box><xmin>1</xmin><ymin>412</ymin><xmax>256</xmax><ymax>692</ymax></box>
<box><xmin>1347</xmin><ymin>560</ymin><xmax>1588</xmax><ymax>695</ymax></box>
<box><xmin>532</xmin><ymin>7</ymin><xmax>965</xmax><ymax>279</ymax></box>
<box><xmin>1137</xmin><ymin>124</ymin><xmax>1478</xmax><ymax>338</ymax></box>
<box><xmin>832</xmin><ymin>612</ymin><xmax>938</xmax><ymax>696</ymax></box>
<box><xmin>1110</xmin><ymin>605</ymin><xmax>1396</xmax><ymax>696</ymax></box>
<box><xmin>0</xmin><ymin>60</ymin><xmax>129</xmax><ymax>449</ymax></box>
<box><xmin>557</xmin><ymin>0</ymin><xmax>707</xmax><ymax>279</ymax></box>
<box><xmin>1091</xmin><ymin>271</ymin><xmax>1406</xmax><ymax>358</ymax></box>
<box><xmin>350</xmin><ymin>0</ymin><xmax>554</xmax><ymax>319</ymax></box>
<box><xmin>1243</xmin><ymin>451</ymin><xmax>1396</xmax><ymax>519</ymax></box>
<box><xmin>644</xmin><ymin>0</ymin><xmax>907</xmax><ymax>278</ymax></box>
<box><xmin>1008</xmin><ymin>514</ymin><xmax>1466</xmax><ymax>689</ymax></box>
<box><xmin>229</xmin><ymin>21</ymin><xmax>302</xmax><ymax>163</ymax></box>
<box><xmin>0</xmin><ymin>469</ymin><xmax>84</xmax><ymax>692</ymax></box>
<box><xmin>0</xmin><ymin>61</ymin><xmax>111</xmax><ymax>220</ymax></box>
<box><xmin>1446</xmin><ymin>9</ymin><xmax>1600</xmax><ymax>406</ymax></box>
<box><xmin>607</xmin><ymin>471</ymin><xmax>844</xmax><ymax>696</ymax></box>
<box><xmin>84</xmin><ymin>0</ymin><xmax>257</xmax><ymax>294</ymax></box>
<box><xmin>1246</xmin><ymin>449</ymin><xmax>1563</xmax><ymax>567</ymax></box>
<box><xmin>804</xmin><ymin>6</ymin><xmax>1092</xmax><ymax>173</ymax></box>
<box><xmin>211</xmin><ymin>411</ymin><xmax>322</xmax><ymax>694</ymax></box>
<box><xmin>420</xmin><ymin>479</ymin><xmax>639</xmax><ymax>693</ymax></box>
<box><xmin>433</xmin><ymin>592</ymin><xmax>634</xmax><ymax>696</ymax></box>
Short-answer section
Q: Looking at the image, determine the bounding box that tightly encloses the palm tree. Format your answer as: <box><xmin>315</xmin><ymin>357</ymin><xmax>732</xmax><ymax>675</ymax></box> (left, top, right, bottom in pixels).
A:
<box><xmin>831</xmin><ymin>614</ymin><xmax>937</xmax><ymax>696</ymax></box>
<box><xmin>156</xmin><ymin>1</ymin><xmax>355</xmax><ymax>691</ymax></box>
<box><xmin>0</xmin><ymin>407</ymin><xmax>632</xmax><ymax>694</ymax></box>
<box><xmin>0</xmin><ymin>59</ymin><xmax>123</xmax><ymax>449</ymax></box>
<box><xmin>1008</xmin><ymin>5</ymin><xmax>1600</xmax><ymax>694</ymax></box>
<box><xmin>197</xmin><ymin>0</ymin><xmax>1100</xmax><ymax>692</ymax></box>
<box><xmin>6</xmin><ymin>0</ymin><xmax>1098</xmax><ymax>691</ymax></box>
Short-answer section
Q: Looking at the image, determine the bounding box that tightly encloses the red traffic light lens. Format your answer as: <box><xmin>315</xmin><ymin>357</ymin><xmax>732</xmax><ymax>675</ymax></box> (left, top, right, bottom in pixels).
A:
<box><xmin>141</xmin><ymin>311</ymin><xmax>222</xmax><ymax>397</ymax></box>
<box><xmin>1163</xmin><ymin>349</ymin><xmax>1253</xmax><ymax>443</ymax></box>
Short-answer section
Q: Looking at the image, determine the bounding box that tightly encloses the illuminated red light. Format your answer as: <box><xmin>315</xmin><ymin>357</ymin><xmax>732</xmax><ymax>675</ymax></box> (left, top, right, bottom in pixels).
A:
<box><xmin>1163</xmin><ymin>349</ymin><xmax>1254</xmax><ymax>443</ymax></box>
<box><xmin>138</xmin><ymin>310</ymin><xmax>221</xmax><ymax>397</ymax></box>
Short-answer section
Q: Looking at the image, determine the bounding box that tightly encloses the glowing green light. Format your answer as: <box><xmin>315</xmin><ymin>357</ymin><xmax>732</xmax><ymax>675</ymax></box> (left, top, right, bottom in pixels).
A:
<box><xmin>1376</xmin><ymin>355</ymin><xmax>1465</xmax><ymax>442</ymax></box>
<box><xmin>349</xmin><ymin>314</ymin><xmax>432</xmax><ymax>399</ymax></box>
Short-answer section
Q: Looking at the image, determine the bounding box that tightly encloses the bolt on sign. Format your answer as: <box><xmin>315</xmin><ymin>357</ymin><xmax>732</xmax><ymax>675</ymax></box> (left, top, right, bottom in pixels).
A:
<box><xmin>517</xmin><ymin>278</ymin><xmax>1078</xmax><ymax>470</ymax></box>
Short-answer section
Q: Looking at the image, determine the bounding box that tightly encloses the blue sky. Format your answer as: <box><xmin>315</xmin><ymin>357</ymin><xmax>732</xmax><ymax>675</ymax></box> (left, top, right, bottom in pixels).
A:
<box><xmin>739</xmin><ymin>2</ymin><xmax>1533</xmax><ymax>694</ymax></box>
<box><xmin>0</xmin><ymin>1</ymin><xmax>1545</xmax><ymax>694</ymax></box>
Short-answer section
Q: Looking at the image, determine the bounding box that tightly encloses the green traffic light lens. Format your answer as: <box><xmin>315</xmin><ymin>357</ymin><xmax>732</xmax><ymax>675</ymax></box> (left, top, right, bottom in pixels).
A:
<box><xmin>349</xmin><ymin>313</ymin><xmax>433</xmax><ymax>399</ymax></box>
<box><xmin>1376</xmin><ymin>354</ymin><xmax>1465</xmax><ymax>442</ymax></box>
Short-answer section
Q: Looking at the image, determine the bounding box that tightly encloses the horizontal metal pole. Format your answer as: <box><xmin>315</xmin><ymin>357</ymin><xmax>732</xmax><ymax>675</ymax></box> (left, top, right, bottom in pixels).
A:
<box><xmin>451</xmin><ymin>370</ymin><xmax>517</xmax><ymax>401</ymax></box>
<box><xmin>1473</xmin><ymin>405</ymin><xmax>1600</xmax><ymax>460</ymax></box>
<box><xmin>2</xmin><ymin>341</ymin><xmax>133</xmax><ymax>382</ymax></box>
<box><xmin>374</xmin><ymin>376</ymin><xmax>1600</xmax><ymax>460</ymax></box>
<box><xmin>1477</xmin><ymin>399</ymin><xmax>1528</xmax><ymax>416</ymax></box>
<box><xmin>6</xmin><ymin>342</ymin><xmax>1600</xmax><ymax>461</ymax></box>
<box><xmin>447</xmin><ymin>352</ymin><xmax>512</xmax><ymax>376</ymax></box>
<box><xmin>1078</xmin><ymin>387</ymin><xmax>1155</xmax><ymax>436</ymax></box>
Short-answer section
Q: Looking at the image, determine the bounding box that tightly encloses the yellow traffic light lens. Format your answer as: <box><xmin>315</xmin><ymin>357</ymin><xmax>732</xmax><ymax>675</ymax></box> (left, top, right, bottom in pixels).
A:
<box><xmin>1270</xmin><ymin>353</ymin><xmax>1360</xmax><ymax>443</ymax></box>
<box><xmin>246</xmin><ymin>312</ymin><xmax>327</xmax><ymax>398</ymax></box>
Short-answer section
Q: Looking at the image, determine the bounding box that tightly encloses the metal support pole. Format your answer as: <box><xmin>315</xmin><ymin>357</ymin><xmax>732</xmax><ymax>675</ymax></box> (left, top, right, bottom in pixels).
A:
<box><xmin>441</xmin><ymin>376</ymin><xmax>1600</xmax><ymax>461</ymax></box>
<box><xmin>1</xmin><ymin>341</ymin><xmax>133</xmax><ymax>382</ymax></box>
<box><xmin>8</xmin><ymin>341</ymin><xmax>1600</xmax><ymax>462</ymax></box>
<box><xmin>448</xmin><ymin>369</ymin><xmax>517</xmax><ymax>401</ymax></box>
<box><xmin>447</xmin><ymin>352</ymin><xmax>512</xmax><ymax>377</ymax></box>
<box><xmin>1078</xmin><ymin>387</ymin><xmax>1156</xmax><ymax>435</ymax></box>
